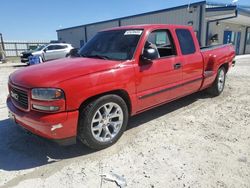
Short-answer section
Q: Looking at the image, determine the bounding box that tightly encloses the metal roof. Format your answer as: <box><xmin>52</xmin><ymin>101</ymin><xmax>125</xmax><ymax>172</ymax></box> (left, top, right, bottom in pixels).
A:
<box><xmin>206</xmin><ymin>4</ymin><xmax>250</xmax><ymax>17</ymax></box>
<box><xmin>206</xmin><ymin>1</ymin><xmax>250</xmax><ymax>14</ymax></box>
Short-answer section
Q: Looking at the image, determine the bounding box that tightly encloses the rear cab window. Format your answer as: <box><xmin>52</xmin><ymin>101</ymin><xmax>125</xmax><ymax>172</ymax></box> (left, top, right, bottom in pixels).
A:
<box><xmin>176</xmin><ymin>29</ymin><xmax>196</xmax><ymax>55</ymax></box>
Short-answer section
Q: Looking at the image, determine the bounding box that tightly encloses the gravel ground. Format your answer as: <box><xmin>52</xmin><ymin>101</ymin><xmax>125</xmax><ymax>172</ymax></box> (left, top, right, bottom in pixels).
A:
<box><xmin>0</xmin><ymin>57</ymin><xmax>249</xmax><ymax>188</ymax></box>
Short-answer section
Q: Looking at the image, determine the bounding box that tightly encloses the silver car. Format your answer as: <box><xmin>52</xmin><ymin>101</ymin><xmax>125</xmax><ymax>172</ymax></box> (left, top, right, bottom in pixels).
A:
<box><xmin>21</xmin><ymin>43</ymin><xmax>74</xmax><ymax>63</ymax></box>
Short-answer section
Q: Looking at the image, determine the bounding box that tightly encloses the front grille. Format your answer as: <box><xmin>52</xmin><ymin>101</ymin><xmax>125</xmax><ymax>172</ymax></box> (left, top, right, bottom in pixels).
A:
<box><xmin>10</xmin><ymin>86</ymin><xmax>29</xmax><ymax>109</ymax></box>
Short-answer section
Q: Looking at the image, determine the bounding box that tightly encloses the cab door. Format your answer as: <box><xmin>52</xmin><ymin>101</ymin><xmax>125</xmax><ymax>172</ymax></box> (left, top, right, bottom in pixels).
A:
<box><xmin>43</xmin><ymin>45</ymin><xmax>56</xmax><ymax>61</ymax></box>
<box><xmin>135</xmin><ymin>29</ymin><xmax>183</xmax><ymax>111</ymax></box>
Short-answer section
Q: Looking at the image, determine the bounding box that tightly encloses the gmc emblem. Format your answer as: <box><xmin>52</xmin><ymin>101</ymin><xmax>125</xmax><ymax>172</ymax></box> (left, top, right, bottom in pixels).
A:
<box><xmin>11</xmin><ymin>91</ymin><xmax>19</xmax><ymax>101</ymax></box>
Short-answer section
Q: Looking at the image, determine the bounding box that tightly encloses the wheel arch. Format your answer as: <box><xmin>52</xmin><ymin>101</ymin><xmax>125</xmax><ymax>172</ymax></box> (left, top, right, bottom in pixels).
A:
<box><xmin>78</xmin><ymin>89</ymin><xmax>132</xmax><ymax>116</ymax></box>
<box><xmin>219</xmin><ymin>62</ymin><xmax>229</xmax><ymax>73</ymax></box>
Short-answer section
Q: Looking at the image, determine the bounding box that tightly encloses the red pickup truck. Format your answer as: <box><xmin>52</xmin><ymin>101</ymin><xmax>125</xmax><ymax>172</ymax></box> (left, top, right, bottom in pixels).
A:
<box><xmin>7</xmin><ymin>24</ymin><xmax>235</xmax><ymax>149</ymax></box>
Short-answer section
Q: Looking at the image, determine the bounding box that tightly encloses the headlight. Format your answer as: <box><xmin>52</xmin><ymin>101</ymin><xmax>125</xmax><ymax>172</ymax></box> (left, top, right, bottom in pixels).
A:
<box><xmin>31</xmin><ymin>88</ymin><xmax>65</xmax><ymax>101</ymax></box>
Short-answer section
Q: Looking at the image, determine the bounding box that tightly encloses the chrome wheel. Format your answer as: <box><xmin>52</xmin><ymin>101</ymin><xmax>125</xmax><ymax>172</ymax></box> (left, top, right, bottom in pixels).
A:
<box><xmin>91</xmin><ymin>102</ymin><xmax>124</xmax><ymax>142</ymax></box>
<box><xmin>218</xmin><ymin>69</ymin><xmax>225</xmax><ymax>92</ymax></box>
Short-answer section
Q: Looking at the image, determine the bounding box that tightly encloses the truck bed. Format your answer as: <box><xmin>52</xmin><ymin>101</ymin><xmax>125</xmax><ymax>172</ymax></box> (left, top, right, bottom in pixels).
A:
<box><xmin>200</xmin><ymin>43</ymin><xmax>232</xmax><ymax>52</ymax></box>
<box><xmin>199</xmin><ymin>43</ymin><xmax>235</xmax><ymax>90</ymax></box>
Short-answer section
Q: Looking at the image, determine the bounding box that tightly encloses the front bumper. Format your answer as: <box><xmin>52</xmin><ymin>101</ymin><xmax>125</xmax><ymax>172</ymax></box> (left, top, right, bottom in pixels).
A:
<box><xmin>7</xmin><ymin>96</ymin><xmax>79</xmax><ymax>145</ymax></box>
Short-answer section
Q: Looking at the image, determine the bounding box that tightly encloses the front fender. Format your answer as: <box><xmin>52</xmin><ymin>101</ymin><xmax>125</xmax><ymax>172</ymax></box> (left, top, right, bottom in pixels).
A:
<box><xmin>58</xmin><ymin>62</ymin><xmax>136</xmax><ymax>112</ymax></box>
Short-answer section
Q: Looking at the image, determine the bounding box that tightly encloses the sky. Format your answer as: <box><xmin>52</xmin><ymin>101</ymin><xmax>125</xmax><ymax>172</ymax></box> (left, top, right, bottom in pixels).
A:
<box><xmin>0</xmin><ymin>0</ymin><xmax>249</xmax><ymax>41</ymax></box>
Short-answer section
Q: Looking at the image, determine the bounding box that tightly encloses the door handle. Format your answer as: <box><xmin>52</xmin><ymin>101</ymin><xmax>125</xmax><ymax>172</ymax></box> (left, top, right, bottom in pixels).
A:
<box><xmin>174</xmin><ymin>63</ymin><xmax>182</xmax><ymax>69</ymax></box>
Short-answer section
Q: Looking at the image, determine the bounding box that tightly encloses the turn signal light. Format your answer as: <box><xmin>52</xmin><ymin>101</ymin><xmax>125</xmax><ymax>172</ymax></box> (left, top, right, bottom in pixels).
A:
<box><xmin>32</xmin><ymin>104</ymin><xmax>59</xmax><ymax>112</ymax></box>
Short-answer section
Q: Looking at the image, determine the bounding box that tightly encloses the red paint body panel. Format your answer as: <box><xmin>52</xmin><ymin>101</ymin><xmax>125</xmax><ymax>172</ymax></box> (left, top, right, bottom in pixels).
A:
<box><xmin>200</xmin><ymin>44</ymin><xmax>235</xmax><ymax>90</ymax></box>
<box><xmin>7</xmin><ymin>24</ymin><xmax>235</xmax><ymax>142</ymax></box>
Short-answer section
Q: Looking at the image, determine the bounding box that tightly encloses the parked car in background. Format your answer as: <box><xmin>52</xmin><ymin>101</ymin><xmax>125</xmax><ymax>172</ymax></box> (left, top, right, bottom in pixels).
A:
<box><xmin>8</xmin><ymin>24</ymin><xmax>235</xmax><ymax>150</ymax></box>
<box><xmin>20</xmin><ymin>43</ymin><xmax>73</xmax><ymax>63</ymax></box>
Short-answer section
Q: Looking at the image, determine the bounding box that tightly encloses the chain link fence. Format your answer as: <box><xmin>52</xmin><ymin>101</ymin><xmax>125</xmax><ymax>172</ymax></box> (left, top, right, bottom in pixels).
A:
<box><xmin>2</xmin><ymin>40</ymin><xmax>49</xmax><ymax>57</ymax></box>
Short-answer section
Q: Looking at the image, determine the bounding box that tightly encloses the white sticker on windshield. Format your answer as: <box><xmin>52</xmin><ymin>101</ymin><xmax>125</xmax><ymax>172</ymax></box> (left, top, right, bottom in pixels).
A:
<box><xmin>124</xmin><ymin>30</ymin><xmax>142</xmax><ymax>35</ymax></box>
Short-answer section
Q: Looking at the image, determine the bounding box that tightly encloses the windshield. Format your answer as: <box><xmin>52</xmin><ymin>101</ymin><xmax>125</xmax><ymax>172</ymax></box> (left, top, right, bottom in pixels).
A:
<box><xmin>79</xmin><ymin>29</ymin><xmax>143</xmax><ymax>61</ymax></box>
<box><xmin>33</xmin><ymin>44</ymin><xmax>47</xmax><ymax>51</ymax></box>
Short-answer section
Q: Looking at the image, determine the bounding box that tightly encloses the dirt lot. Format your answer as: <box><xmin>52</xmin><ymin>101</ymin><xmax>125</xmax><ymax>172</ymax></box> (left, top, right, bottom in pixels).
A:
<box><xmin>0</xmin><ymin>57</ymin><xmax>249</xmax><ymax>188</ymax></box>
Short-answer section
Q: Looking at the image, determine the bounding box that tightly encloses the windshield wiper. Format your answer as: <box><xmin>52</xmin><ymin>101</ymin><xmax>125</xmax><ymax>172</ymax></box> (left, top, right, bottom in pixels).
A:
<box><xmin>80</xmin><ymin>54</ymin><xmax>109</xmax><ymax>60</ymax></box>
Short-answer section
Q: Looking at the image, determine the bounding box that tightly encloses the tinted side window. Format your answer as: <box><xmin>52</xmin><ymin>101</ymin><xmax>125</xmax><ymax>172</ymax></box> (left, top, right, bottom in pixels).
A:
<box><xmin>176</xmin><ymin>29</ymin><xmax>196</xmax><ymax>55</ymax></box>
<box><xmin>54</xmin><ymin>45</ymin><xmax>65</xmax><ymax>50</ymax></box>
<box><xmin>47</xmin><ymin>45</ymin><xmax>55</xmax><ymax>50</ymax></box>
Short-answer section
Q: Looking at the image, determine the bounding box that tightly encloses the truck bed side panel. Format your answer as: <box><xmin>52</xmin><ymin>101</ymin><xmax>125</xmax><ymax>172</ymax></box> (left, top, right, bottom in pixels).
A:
<box><xmin>200</xmin><ymin>44</ymin><xmax>235</xmax><ymax>90</ymax></box>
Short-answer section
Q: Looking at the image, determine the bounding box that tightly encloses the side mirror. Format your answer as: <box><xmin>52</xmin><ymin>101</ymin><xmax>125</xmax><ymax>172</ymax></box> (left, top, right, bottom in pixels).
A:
<box><xmin>140</xmin><ymin>47</ymin><xmax>158</xmax><ymax>65</ymax></box>
<box><xmin>43</xmin><ymin>49</ymin><xmax>47</xmax><ymax>53</ymax></box>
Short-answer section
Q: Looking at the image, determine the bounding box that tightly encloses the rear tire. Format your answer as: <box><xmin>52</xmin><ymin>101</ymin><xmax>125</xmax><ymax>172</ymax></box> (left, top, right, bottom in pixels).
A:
<box><xmin>78</xmin><ymin>95</ymin><xmax>128</xmax><ymax>150</ymax></box>
<box><xmin>207</xmin><ymin>67</ymin><xmax>226</xmax><ymax>96</ymax></box>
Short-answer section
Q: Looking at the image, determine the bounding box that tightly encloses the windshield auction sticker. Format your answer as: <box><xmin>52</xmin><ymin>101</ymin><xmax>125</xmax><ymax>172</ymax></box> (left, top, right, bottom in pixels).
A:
<box><xmin>124</xmin><ymin>30</ymin><xmax>143</xmax><ymax>35</ymax></box>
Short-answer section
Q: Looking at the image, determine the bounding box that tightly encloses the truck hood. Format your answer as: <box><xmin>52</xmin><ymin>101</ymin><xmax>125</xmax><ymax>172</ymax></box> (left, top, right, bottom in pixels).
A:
<box><xmin>10</xmin><ymin>57</ymin><xmax>120</xmax><ymax>88</ymax></box>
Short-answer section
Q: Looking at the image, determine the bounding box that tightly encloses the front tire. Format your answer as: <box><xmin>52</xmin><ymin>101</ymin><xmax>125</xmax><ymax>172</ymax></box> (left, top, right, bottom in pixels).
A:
<box><xmin>78</xmin><ymin>95</ymin><xmax>128</xmax><ymax>150</ymax></box>
<box><xmin>207</xmin><ymin>67</ymin><xmax>226</xmax><ymax>96</ymax></box>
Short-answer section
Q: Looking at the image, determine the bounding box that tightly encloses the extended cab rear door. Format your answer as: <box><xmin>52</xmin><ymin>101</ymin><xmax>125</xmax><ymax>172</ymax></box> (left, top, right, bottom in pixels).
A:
<box><xmin>174</xmin><ymin>28</ymin><xmax>203</xmax><ymax>95</ymax></box>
